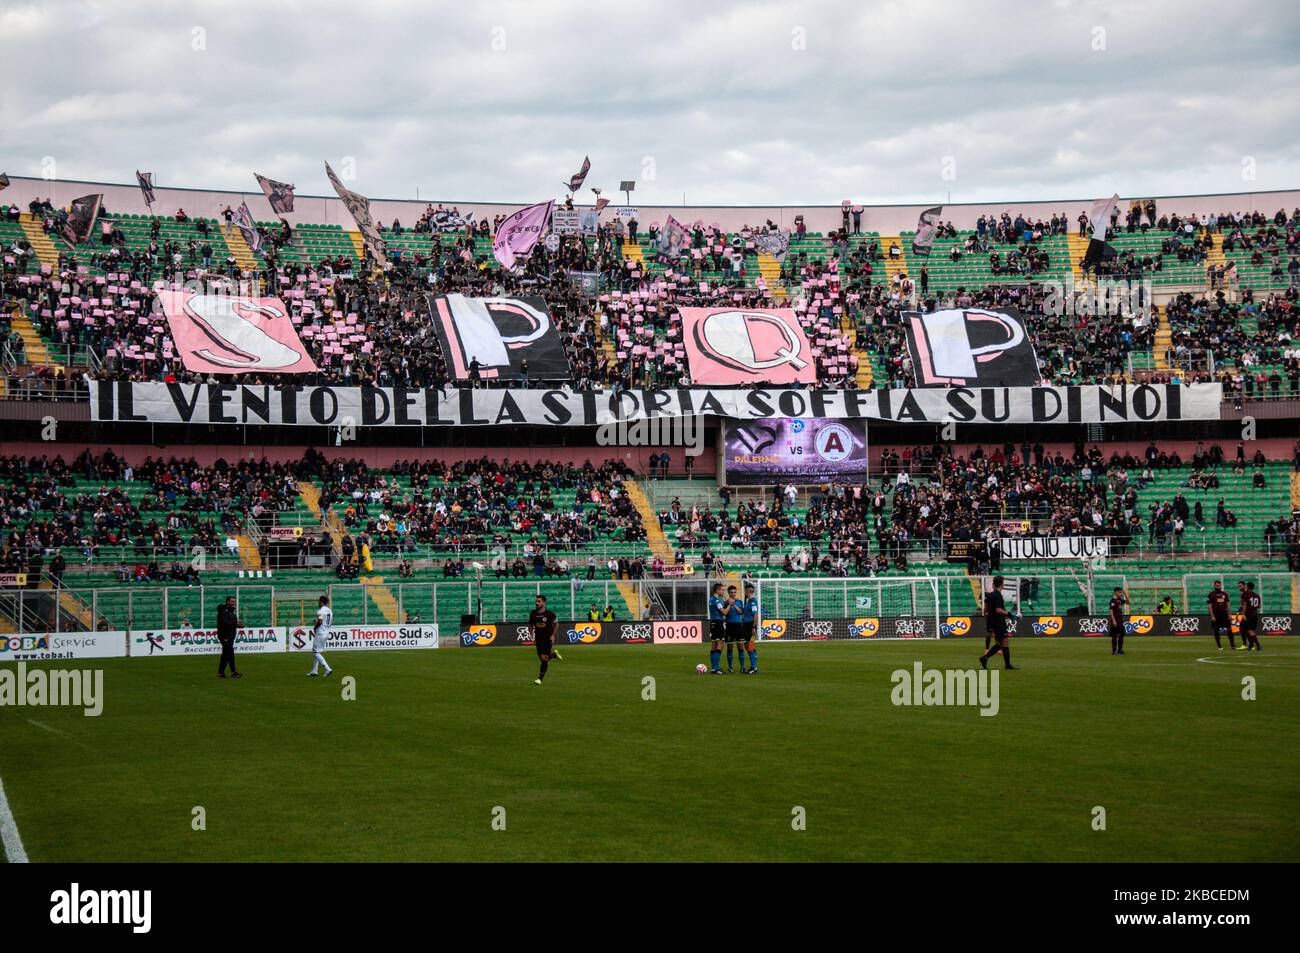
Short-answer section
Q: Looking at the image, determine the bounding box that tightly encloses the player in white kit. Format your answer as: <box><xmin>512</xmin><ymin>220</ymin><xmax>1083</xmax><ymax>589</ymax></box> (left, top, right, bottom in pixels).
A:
<box><xmin>308</xmin><ymin>595</ymin><xmax>334</xmax><ymax>676</ymax></box>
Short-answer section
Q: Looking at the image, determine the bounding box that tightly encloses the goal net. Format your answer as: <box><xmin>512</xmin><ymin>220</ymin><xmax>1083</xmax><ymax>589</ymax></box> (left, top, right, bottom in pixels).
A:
<box><xmin>754</xmin><ymin>575</ymin><xmax>941</xmax><ymax>641</ymax></box>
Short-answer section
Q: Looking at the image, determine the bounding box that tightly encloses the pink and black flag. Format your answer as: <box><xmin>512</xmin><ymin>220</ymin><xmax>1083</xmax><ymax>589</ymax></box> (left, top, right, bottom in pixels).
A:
<box><xmin>493</xmin><ymin>200</ymin><xmax>554</xmax><ymax>270</ymax></box>
<box><xmin>565</xmin><ymin>156</ymin><xmax>591</xmax><ymax>194</ymax></box>
<box><xmin>325</xmin><ymin>162</ymin><xmax>386</xmax><ymax>265</ymax></box>
<box><xmin>0</xmin><ymin>173</ymin><xmax>10</xmax><ymax>192</ymax></box>
<box><xmin>254</xmin><ymin>172</ymin><xmax>295</xmax><ymax>215</ymax></box>
<box><xmin>233</xmin><ymin>201</ymin><xmax>262</xmax><ymax>255</ymax></box>
<box><xmin>136</xmin><ymin>170</ymin><xmax>156</xmax><ymax>208</ymax></box>
<box><xmin>657</xmin><ymin>214</ymin><xmax>691</xmax><ymax>259</ymax></box>
<box><xmin>60</xmin><ymin>194</ymin><xmax>103</xmax><ymax>247</ymax></box>
<box><xmin>912</xmin><ymin>206</ymin><xmax>942</xmax><ymax>257</ymax></box>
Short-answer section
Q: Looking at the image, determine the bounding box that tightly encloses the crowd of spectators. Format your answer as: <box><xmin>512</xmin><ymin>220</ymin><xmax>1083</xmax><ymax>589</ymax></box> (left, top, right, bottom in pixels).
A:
<box><xmin>3</xmin><ymin>198</ymin><xmax>1297</xmax><ymax>396</ymax></box>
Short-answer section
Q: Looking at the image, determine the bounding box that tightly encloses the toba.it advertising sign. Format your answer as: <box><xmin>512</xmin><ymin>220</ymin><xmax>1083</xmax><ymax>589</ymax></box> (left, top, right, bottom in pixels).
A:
<box><xmin>129</xmin><ymin>627</ymin><xmax>286</xmax><ymax>657</ymax></box>
<box><xmin>0</xmin><ymin>630</ymin><xmax>127</xmax><ymax>661</ymax></box>
<box><xmin>287</xmin><ymin>624</ymin><xmax>439</xmax><ymax>652</ymax></box>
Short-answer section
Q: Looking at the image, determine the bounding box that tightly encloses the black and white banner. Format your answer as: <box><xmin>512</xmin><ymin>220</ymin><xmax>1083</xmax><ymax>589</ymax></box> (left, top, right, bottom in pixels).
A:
<box><xmin>429</xmin><ymin>209</ymin><xmax>476</xmax><ymax>232</ymax></box>
<box><xmin>998</xmin><ymin>536</ymin><xmax>1110</xmax><ymax>560</ymax></box>
<box><xmin>135</xmin><ymin>170</ymin><xmax>156</xmax><ymax>209</ymax></box>
<box><xmin>906</xmin><ymin>307</ymin><xmax>1041</xmax><ymax>387</ymax></box>
<box><xmin>428</xmin><ymin>294</ymin><xmax>572</xmax><ymax>382</ymax></box>
<box><xmin>92</xmin><ymin>381</ymin><xmax>1222</xmax><ymax>428</ymax></box>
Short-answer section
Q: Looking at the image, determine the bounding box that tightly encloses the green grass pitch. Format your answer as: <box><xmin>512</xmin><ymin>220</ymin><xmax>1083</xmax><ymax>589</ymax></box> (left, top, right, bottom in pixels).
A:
<box><xmin>2</xmin><ymin>638</ymin><xmax>1297</xmax><ymax>862</ymax></box>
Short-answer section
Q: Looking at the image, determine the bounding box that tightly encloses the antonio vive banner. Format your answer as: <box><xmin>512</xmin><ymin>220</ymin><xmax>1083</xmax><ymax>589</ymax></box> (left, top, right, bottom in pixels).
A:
<box><xmin>91</xmin><ymin>382</ymin><xmax>1221</xmax><ymax>427</ymax></box>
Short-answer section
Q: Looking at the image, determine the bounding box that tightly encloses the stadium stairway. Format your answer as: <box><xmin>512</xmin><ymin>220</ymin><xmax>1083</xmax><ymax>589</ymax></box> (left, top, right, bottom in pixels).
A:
<box><xmin>755</xmin><ymin>251</ymin><xmax>787</xmax><ymax>300</ymax></box>
<box><xmin>346</xmin><ymin>231</ymin><xmax>366</xmax><ymax>261</ymax></box>
<box><xmin>879</xmin><ymin>237</ymin><xmax>909</xmax><ymax>281</ymax></box>
<box><xmin>1204</xmin><ymin>230</ymin><xmax>1226</xmax><ymax>281</ymax></box>
<box><xmin>235</xmin><ymin>534</ymin><xmax>262</xmax><ymax>570</ymax></box>
<box><xmin>40</xmin><ymin>582</ymin><xmax>95</xmax><ymax>630</ymax></box>
<box><xmin>17</xmin><ymin>212</ymin><xmax>60</xmax><ymax>269</ymax></box>
<box><xmin>10</xmin><ymin>311</ymin><xmax>54</xmax><ymax>366</ymax></box>
<box><xmin>296</xmin><ymin>481</ymin><xmax>340</xmax><ymax>555</ymax></box>
<box><xmin>1154</xmin><ymin>304</ymin><xmax>1172</xmax><ymax>371</ymax></box>
<box><xmin>220</xmin><ymin>223</ymin><xmax>259</xmax><ymax>272</ymax></box>
<box><xmin>1065</xmin><ymin>232</ymin><xmax>1089</xmax><ymax>282</ymax></box>
<box><xmin>360</xmin><ymin>576</ymin><xmax>401</xmax><ymax>623</ymax></box>
<box><xmin>623</xmin><ymin>241</ymin><xmax>645</xmax><ymax>267</ymax></box>
<box><xmin>296</xmin><ymin>479</ymin><xmax>401</xmax><ymax>621</ymax></box>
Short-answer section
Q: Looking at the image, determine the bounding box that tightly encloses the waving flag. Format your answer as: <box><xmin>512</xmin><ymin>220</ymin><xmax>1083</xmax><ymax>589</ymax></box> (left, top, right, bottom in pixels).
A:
<box><xmin>60</xmin><ymin>194</ymin><xmax>103</xmax><ymax>247</ymax></box>
<box><xmin>0</xmin><ymin>173</ymin><xmax>10</xmax><ymax>192</ymax></box>
<box><xmin>325</xmin><ymin>162</ymin><xmax>386</xmax><ymax>264</ymax></box>
<box><xmin>565</xmin><ymin>156</ymin><xmax>591</xmax><ymax>194</ymax></box>
<box><xmin>657</xmin><ymin>214</ymin><xmax>690</xmax><ymax>259</ymax></box>
<box><xmin>594</xmin><ymin>196</ymin><xmax>610</xmax><ymax>212</ymax></box>
<box><xmin>493</xmin><ymin>200</ymin><xmax>553</xmax><ymax>270</ymax></box>
<box><xmin>912</xmin><ymin>205</ymin><xmax>943</xmax><ymax>257</ymax></box>
<box><xmin>754</xmin><ymin>230</ymin><xmax>790</xmax><ymax>262</ymax></box>
<box><xmin>233</xmin><ymin>201</ymin><xmax>262</xmax><ymax>255</ymax></box>
<box><xmin>254</xmin><ymin>173</ymin><xmax>295</xmax><ymax>215</ymax></box>
<box><xmin>1083</xmin><ymin>193</ymin><xmax>1121</xmax><ymax>269</ymax></box>
<box><xmin>135</xmin><ymin>170</ymin><xmax>156</xmax><ymax>209</ymax></box>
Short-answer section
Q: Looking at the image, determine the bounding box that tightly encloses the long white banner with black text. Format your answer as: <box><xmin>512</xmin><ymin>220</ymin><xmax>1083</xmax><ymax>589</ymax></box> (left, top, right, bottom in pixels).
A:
<box><xmin>90</xmin><ymin>381</ymin><xmax>1222</xmax><ymax>427</ymax></box>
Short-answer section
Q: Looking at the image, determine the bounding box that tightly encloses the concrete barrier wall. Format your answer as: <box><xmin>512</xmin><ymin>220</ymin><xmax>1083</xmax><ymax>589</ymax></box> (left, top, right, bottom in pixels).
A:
<box><xmin>5</xmin><ymin>175</ymin><xmax>1298</xmax><ymax>236</ymax></box>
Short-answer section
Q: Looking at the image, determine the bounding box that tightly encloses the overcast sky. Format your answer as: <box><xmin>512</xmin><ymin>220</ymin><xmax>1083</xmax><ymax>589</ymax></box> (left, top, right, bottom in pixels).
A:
<box><xmin>1</xmin><ymin>0</ymin><xmax>1297</xmax><ymax>207</ymax></box>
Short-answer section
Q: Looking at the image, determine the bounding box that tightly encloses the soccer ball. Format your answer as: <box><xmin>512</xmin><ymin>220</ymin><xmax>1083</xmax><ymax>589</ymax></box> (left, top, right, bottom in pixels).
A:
<box><xmin>695</xmin><ymin>663</ymin><xmax>708</xmax><ymax>674</ymax></box>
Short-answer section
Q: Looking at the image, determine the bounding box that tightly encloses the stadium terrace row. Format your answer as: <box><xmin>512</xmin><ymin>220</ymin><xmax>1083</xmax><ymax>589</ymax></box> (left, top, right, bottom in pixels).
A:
<box><xmin>1</xmin><ymin>442</ymin><xmax>1293</xmax><ymax>580</ymax></box>
<box><xmin>3</xmin><ymin>201</ymin><xmax>1299</xmax><ymax>396</ymax></box>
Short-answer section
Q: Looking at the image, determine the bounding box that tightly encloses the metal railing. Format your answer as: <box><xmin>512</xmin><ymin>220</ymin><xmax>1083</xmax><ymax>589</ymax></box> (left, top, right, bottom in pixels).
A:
<box><xmin>5</xmin><ymin>570</ymin><xmax>1292</xmax><ymax>635</ymax></box>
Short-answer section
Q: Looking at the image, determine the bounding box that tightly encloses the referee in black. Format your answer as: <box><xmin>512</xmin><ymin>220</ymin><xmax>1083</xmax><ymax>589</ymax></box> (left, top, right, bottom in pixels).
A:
<box><xmin>216</xmin><ymin>595</ymin><xmax>242</xmax><ymax>678</ymax></box>
<box><xmin>530</xmin><ymin>595</ymin><xmax>563</xmax><ymax>685</ymax></box>
<box><xmin>978</xmin><ymin>576</ymin><xmax>1017</xmax><ymax>670</ymax></box>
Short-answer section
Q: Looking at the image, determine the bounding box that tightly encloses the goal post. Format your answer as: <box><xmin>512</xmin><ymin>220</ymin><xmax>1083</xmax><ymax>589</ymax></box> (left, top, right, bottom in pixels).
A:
<box><xmin>754</xmin><ymin>575</ymin><xmax>941</xmax><ymax>641</ymax></box>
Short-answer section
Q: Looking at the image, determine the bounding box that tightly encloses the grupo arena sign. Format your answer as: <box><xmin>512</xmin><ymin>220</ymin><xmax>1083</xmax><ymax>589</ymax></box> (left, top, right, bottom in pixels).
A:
<box><xmin>458</xmin><ymin>620</ymin><xmax>667</xmax><ymax>647</ymax></box>
<box><xmin>90</xmin><ymin>381</ymin><xmax>1222</xmax><ymax>427</ymax></box>
<box><xmin>937</xmin><ymin>614</ymin><xmax>1300</xmax><ymax>638</ymax></box>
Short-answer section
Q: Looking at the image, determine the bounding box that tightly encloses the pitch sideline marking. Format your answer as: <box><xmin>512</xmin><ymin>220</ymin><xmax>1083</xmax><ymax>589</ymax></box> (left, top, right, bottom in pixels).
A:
<box><xmin>0</xmin><ymin>775</ymin><xmax>29</xmax><ymax>864</ymax></box>
<box><xmin>23</xmin><ymin>717</ymin><xmax>65</xmax><ymax>736</ymax></box>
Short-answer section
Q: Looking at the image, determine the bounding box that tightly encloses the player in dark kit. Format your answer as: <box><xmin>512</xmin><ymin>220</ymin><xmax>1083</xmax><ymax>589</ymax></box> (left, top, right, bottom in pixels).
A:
<box><xmin>1237</xmin><ymin>581</ymin><xmax>1262</xmax><ymax>651</ymax></box>
<box><xmin>978</xmin><ymin>576</ymin><xmax>1017</xmax><ymax>670</ymax></box>
<box><xmin>1207</xmin><ymin>580</ymin><xmax>1236</xmax><ymax>651</ymax></box>
<box><xmin>530</xmin><ymin>594</ymin><xmax>563</xmax><ymax>684</ymax></box>
<box><xmin>724</xmin><ymin>584</ymin><xmax>746</xmax><ymax>673</ymax></box>
<box><xmin>1108</xmin><ymin>586</ymin><xmax>1129</xmax><ymax>655</ymax></box>
<box><xmin>707</xmin><ymin>583</ymin><xmax>726</xmax><ymax>674</ymax></box>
